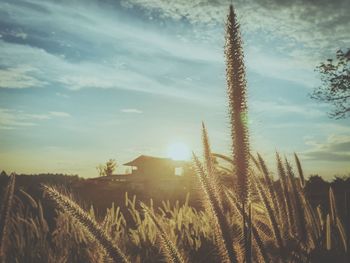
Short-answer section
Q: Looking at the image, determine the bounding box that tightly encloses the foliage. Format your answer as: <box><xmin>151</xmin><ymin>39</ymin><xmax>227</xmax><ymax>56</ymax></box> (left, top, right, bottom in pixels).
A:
<box><xmin>97</xmin><ymin>159</ymin><xmax>118</xmax><ymax>177</ymax></box>
<box><xmin>311</xmin><ymin>49</ymin><xmax>350</xmax><ymax>119</ymax></box>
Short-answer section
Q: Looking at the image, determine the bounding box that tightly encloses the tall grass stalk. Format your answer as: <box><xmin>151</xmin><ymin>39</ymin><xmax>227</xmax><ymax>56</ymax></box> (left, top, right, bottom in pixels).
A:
<box><xmin>294</xmin><ymin>153</ymin><xmax>305</xmax><ymax>188</ymax></box>
<box><xmin>141</xmin><ymin>203</ymin><xmax>185</xmax><ymax>263</ymax></box>
<box><xmin>225</xmin><ymin>4</ymin><xmax>250</xmax><ymax>261</ymax></box>
<box><xmin>252</xmin><ymin>175</ymin><xmax>287</xmax><ymax>263</ymax></box>
<box><xmin>284</xmin><ymin>158</ymin><xmax>307</xmax><ymax>243</ymax></box>
<box><xmin>276</xmin><ymin>153</ymin><xmax>294</xmax><ymax>234</ymax></box>
<box><xmin>42</xmin><ymin>185</ymin><xmax>130</xmax><ymax>263</ymax></box>
<box><xmin>193</xmin><ymin>153</ymin><xmax>238</xmax><ymax>263</ymax></box>
<box><xmin>225</xmin><ymin>3</ymin><xmax>250</xmax><ymax>207</ymax></box>
<box><xmin>225</xmin><ymin>189</ymin><xmax>271</xmax><ymax>263</ymax></box>
<box><xmin>256</xmin><ymin>154</ymin><xmax>282</xmax><ymax>223</ymax></box>
<box><xmin>202</xmin><ymin>123</ymin><xmax>224</xmax><ymax>208</ymax></box>
<box><xmin>329</xmin><ymin>187</ymin><xmax>338</xmax><ymax>224</ymax></box>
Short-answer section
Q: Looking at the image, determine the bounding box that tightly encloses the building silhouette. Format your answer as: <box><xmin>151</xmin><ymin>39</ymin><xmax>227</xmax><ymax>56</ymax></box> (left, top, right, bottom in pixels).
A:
<box><xmin>90</xmin><ymin>155</ymin><xmax>191</xmax><ymax>184</ymax></box>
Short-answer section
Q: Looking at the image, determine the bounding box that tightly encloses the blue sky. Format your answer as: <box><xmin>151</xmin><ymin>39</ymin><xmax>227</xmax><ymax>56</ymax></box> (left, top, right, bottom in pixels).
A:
<box><xmin>0</xmin><ymin>0</ymin><xmax>349</xmax><ymax>178</ymax></box>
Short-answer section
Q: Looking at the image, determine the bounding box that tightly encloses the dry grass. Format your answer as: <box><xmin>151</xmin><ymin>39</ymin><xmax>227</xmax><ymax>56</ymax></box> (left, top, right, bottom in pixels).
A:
<box><xmin>42</xmin><ymin>185</ymin><xmax>130</xmax><ymax>263</ymax></box>
<box><xmin>0</xmin><ymin>168</ymin><xmax>348</xmax><ymax>262</ymax></box>
<box><xmin>0</xmin><ymin>174</ymin><xmax>15</xmax><ymax>263</ymax></box>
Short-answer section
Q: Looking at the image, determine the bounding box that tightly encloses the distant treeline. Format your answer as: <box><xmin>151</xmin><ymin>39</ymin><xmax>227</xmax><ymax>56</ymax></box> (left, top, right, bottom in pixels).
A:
<box><xmin>304</xmin><ymin>174</ymin><xmax>350</xmax><ymax>220</ymax></box>
<box><xmin>0</xmin><ymin>172</ymin><xmax>81</xmax><ymax>204</ymax></box>
<box><xmin>0</xmin><ymin>171</ymin><xmax>190</xmax><ymax>216</ymax></box>
<box><xmin>0</xmin><ymin>171</ymin><xmax>349</xmax><ymax>216</ymax></box>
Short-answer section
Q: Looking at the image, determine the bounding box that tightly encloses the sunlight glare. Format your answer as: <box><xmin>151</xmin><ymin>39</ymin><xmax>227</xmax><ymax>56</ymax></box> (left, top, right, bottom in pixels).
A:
<box><xmin>167</xmin><ymin>142</ymin><xmax>191</xmax><ymax>160</ymax></box>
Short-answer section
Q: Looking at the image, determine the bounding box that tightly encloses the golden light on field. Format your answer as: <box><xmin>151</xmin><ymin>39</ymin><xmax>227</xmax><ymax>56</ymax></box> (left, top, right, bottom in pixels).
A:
<box><xmin>167</xmin><ymin>142</ymin><xmax>191</xmax><ymax>160</ymax></box>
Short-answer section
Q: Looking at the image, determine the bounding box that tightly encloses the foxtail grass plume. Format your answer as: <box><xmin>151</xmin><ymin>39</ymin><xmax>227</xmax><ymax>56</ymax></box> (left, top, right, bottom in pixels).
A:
<box><xmin>285</xmin><ymin>158</ymin><xmax>307</xmax><ymax>243</ymax></box>
<box><xmin>294</xmin><ymin>153</ymin><xmax>305</xmax><ymax>188</ymax></box>
<box><xmin>252</xmin><ymin>174</ymin><xmax>287</xmax><ymax>263</ymax></box>
<box><xmin>257</xmin><ymin>153</ymin><xmax>282</xmax><ymax>222</ymax></box>
<box><xmin>202</xmin><ymin>123</ymin><xmax>224</xmax><ymax>208</ymax></box>
<box><xmin>225</xmin><ymin>189</ymin><xmax>271</xmax><ymax>263</ymax></box>
<box><xmin>225</xmin><ymin>4</ymin><xmax>250</xmax><ymax>205</ymax></box>
<box><xmin>141</xmin><ymin>203</ymin><xmax>186</xmax><ymax>263</ymax></box>
<box><xmin>202</xmin><ymin>122</ymin><xmax>214</xmax><ymax>176</ymax></box>
<box><xmin>225</xmin><ymin>5</ymin><xmax>251</xmax><ymax>262</ymax></box>
<box><xmin>276</xmin><ymin>152</ymin><xmax>294</xmax><ymax>232</ymax></box>
<box><xmin>42</xmin><ymin>185</ymin><xmax>130</xmax><ymax>263</ymax></box>
<box><xmin>193</xmin><ymin>153</ymin><xmax>238</xmax><ymax>263</ymax></box>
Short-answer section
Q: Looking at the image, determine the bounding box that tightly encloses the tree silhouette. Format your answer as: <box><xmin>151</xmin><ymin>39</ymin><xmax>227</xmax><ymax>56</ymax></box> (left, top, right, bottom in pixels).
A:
<box><xmin>96</xmin><ymin>159</ymin><xmax>117</xmax><ymax>177</ymax></box>
<box><xmin>311</xmin><ymin>49</ymin><xmax>350</xmax><ymax>119</ymax></box>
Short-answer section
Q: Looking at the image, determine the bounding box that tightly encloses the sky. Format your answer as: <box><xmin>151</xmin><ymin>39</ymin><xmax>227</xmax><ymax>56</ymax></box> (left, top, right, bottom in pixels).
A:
<box><xmin>0</xmin><ymin>0</ymin><xmax>349</xmax><ymax>179</ymax></box>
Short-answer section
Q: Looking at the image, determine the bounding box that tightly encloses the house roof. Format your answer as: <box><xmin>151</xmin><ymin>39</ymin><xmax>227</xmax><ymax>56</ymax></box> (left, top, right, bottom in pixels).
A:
<box><xmin>123</xmin><ymin>155</ymin><xmax>185</xmax><ymax>167</ymax></box>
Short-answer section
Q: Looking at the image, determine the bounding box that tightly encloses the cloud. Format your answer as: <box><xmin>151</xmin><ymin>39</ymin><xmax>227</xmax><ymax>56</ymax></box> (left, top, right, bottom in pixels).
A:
<box><xmin>0</xmin><ymin>108</ymin><xmax>71</xmax><ymax>129</ymax></box>
<box><xmin>55</xmin><ymin>92</ymin><xmax>70</xmax><ymax>98</ymax></box>
<box><xmin>122</xmin><ymin>0</ymin><xmax>350</xmax><ymax>60</ymax></box>
<box><xmin>0</xmin><ymin>0</ymin><xmax>336</xmax><ymax>103</ymax></box>
<box><xmin>0</xmin><ymin>108</ymin><xmax>36</xmax><ymax>129</ymax></box>
<box><xmin>250</xmin><ymin>99</ymin><xmax>324</xmax><ymax>118</ymax></box>
<box><xmin>0</xmin><ymin>1</ymin><xmax>223</xmax><ymax>102</ymax></box>
<box><xmin>0</xmin><ymin>65</ymin><xmax>45</xmax><ymax>88</ymax></box>
<box><xmin>49</xmin><ymin>111</ymin><xmax>71</xmax><ymax>117</ymax></box>
<box><xmin>0</xmin><ymin>0</ymin><xmax>346</xmax><ymax>98</ymax></box>
<box><xmin>303</xmin><ymin>135</ymin><xmax>350</xmax><ymax>162</ymax></box>
<box><xmin>8</xmin><ymin>30</ymin><xmax>28</xmax><ymax>40</ymax></box>
<box><xmin>121</xmin><ymin>108</ymin><xmax>143</xmax><ymax>114</ymax></box>
<box><xmin>245</xmin><ymin>46</ymin><xmax>319</xmax><ymax>88</ymax></box>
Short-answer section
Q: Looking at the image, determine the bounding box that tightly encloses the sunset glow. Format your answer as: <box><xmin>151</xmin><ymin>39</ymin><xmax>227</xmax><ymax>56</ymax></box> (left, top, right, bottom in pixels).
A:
<box><xmin>167</xmin><ymin>142</ymin><xmax>191</xmax><ymax>161</ymax></box>
<box><xmin>0</xmin><ymin>0</ymin><xmax>348</xmax><ymax>178</ymax></box>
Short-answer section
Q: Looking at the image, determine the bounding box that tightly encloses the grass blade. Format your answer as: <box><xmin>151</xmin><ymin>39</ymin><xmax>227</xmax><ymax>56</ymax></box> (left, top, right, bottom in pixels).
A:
<box><xmin>193</xmin><ymin>153</ymin><xmax>238</xmax><ymax>263</ymax></box>
<box><xmin>141</xmin><ymin>203</ymin><xmax>185</xmax><ymax>263</ymax></box>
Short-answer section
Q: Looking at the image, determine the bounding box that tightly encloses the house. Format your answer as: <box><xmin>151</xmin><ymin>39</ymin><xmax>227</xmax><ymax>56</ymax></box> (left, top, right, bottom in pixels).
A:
<box><xmin>89</xmin><ymin>155</ymin><xmax>190</xmax><ymax>184</ymax></box>
<box><xmin>85</xmin><ymin>155</ymin><xmax>194</xmax><ymax>202</ymax></box>
<box><xmin>123</xmin><ymin>155</ymin><xmax>186</xmax><ymax>179</ymax></box>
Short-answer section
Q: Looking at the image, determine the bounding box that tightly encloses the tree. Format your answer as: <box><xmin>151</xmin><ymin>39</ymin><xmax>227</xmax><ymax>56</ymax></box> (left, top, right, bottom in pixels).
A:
<box><xmin>311</xmin><ymin>49</ymin><xmax>350</xmax><ymax>119</ymax></box>
<box><xmin>96</xmin><ymin>159</ymin><xmax>117</xmax><ymax>177</ymax></box>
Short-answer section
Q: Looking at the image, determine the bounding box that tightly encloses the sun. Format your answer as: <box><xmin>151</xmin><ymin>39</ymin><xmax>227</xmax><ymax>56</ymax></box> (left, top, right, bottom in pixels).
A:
<box><xmin>167</xmin><ymin>142</ymin><xmax>191</xmax><ymax>161</ymax></box>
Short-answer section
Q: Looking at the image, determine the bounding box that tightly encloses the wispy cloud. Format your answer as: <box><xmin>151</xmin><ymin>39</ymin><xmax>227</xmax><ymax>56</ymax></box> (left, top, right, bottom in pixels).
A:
<box><xmin>0</xmin><ymin>0</ymin><xmax>333</xmax><ymax>103</ymax></box>
<box><xmin>0</xmin><ymin>108</ymin><xmax>36</xmax><ymax>129</ymax></box>
<box><xmin>0</xmin><ymin>0</ymin><xmax>222</xmax><ymax>101</ymax></box>
<box><xmin>0</xmin><ymin>65</ymin><xmax>45</xmax><ymax>89</ymax></box>
<box><xmin>121</xmin><ymin>108</ymin><xmax>143</xmax><ymax>114</ymax></box>
<box><xmin>49</xmin><ymin>111</ymin><xmax>71</xmax><ymax>117</ymax></box>
<box><xmin>0</xmin><ymin>108</ymin><xmax>71</xmax><ymax>129</ymax></box>
<box><xmin>246</xmin><ymin>46</ymin><xmax>319</xmax><ymax>88</ymax></box>
<box><xmin>250</xmin><ymin>99</ymin><xmax>324</xmax><ymax>118</ymax></box>
<box><xmin>122</xmin><ymin>0</ymin><xmax>350</xmax><ymax>58</ymax></box>
<box><xmin>303</xmin><ymin>135</ymin><xmax>350</xmax><ymax>162</ymax></box>
<box><xmin>55</xmin><ymin>92</ymin><xmax>70</xmax><ymax>98</ymax></box>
